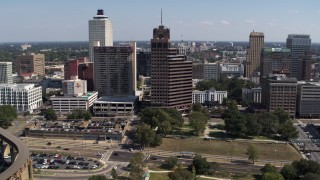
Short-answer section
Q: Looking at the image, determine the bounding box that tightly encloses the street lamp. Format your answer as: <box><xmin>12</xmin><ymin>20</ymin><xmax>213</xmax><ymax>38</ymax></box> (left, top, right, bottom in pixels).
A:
<box><xmin>274</xmin><ymin>149</ymin><xmax>277</xmax><ymax>165</ymax></box>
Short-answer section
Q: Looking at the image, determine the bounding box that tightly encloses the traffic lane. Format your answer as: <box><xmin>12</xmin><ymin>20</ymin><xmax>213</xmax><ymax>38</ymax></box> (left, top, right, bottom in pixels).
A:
<box><xmin>108</xmin><ymin>151</ymin><xmax>135</xmax><ymax>162</ymax></box>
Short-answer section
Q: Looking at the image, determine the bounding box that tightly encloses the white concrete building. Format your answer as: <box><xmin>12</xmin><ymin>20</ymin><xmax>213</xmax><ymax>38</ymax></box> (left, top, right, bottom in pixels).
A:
<box><xmin>192</xmin><ymin>88</ymin><xmax>227</xmax><ymax>104</ymax></box>
<box><xmin>62</xmin><ymin>76</ymin><xmax>87</xmax><ymax>97</ymax></box>
<box><xmin>0</xmin><ymin>84</ymin><xmax>42</xmax><ymax>113</ymax></box>
<box><xmin>242</xmin><ymin>87</ymin><xmax>262</xmax><ymax>103</ymax></box>
<box><xmin>89</xmin><ymin>9</ymin><xmax>113</xmax><ymax>62</ymax></box>
<box><xmin>0</xmin><ymin>62</ymin><xmax>13</xmax><ymax>84</ymax></box>
<box><xmin>204</xmin><ymin>62</ymin><xmax>220</xmax><ymax>80</ymax></box>
<box><xmin>220</xmin><ymin>63</ymin><xmax>244</xmax><ymax>77</ymax></box>
<box><xmin>50</xmin><ymin>92</ymin><xmax>98</xmax><ymax>115</ymax></box>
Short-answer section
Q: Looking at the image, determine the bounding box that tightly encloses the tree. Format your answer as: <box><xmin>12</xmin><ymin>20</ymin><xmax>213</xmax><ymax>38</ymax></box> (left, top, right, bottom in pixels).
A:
<box><xmin>111</xmin><ymin>167</ymin><xmax>118</xmax><ymax>179</ymax></box>
<box><xmin>192</xmin><ymin>155</ymin><xmax>212</xmax><ymax>175</ymax></box>
<box><xmin>273</xmin><ymin>108</ymin><xmax>290</xmax><ymax>124</ymax></box>
<box><xmin>192</xmin><ymin>103</ymin><xmax>203</xmax><ymax>112</ymax></box>
<box><xmin>280</xmin><ymin>164</ymin><xmax>297</xmax><ymax>180</ymax></box>
<box><xmin>189</xmin><ymin>111</ymin><xmax>208</xmax><ymax>135</ymax></box>
<box><xmin>261</xmin><ymin>164</ymin><xmax>277</xmax><ymax>174</ymax></box>
<box><xmin>135</xmin><ymin>124</ymin><xmax>161</xmax><ymax>148</ymax></box>
<box><xmin>139</xmin><ymin>108</ymin><xmax>158</xmax><ymax>128</ymax></box>
<box><xmin>164</xmin><ymin>156</ymin><xmax>178</xmax><ymax>170</ymax></box>
<box><xmin>67</xmin><ymin>109</ymin><xmax>91</xmax><ymax>121</ymax></box>
<box><xmin>292</xmin><ymin>159</ymin><xmax>320</xmax><ymax>175</ymax></box>
<box><xmin>88</xmin><ymin>175</ymin><xmax>107</xmax><ymax>180</ymax></box>
<box><xmin>246</xmin><ymin>144</ymin><xmax>258</xmax><ymax>164</ymax></box>
<box><xmin>303</xmin><ymin>173</ymin><xmax>320</xmax><ymax>180</ymax></box>
<box><xmin>258</xmin><ymin>112</ymin><xmax>279</xmax><ymax>135</ymax></box>
<box><xmin>129</xmin><ymin>152</ymin><xmax>145</xmax><ymax>179</ymax></box>
<box><xmin>164</xmin><ymin>108</ymin><xmax>184</xmax><ymax>128</ymax></box>
<box><xmin>168</xmin><ymin>166</ymin><xmax>195</xmax><ymax>180</ymax></box>
<box><xmin>0</xmin><ymin>105</ymin><xmax>17</xmax><ymax>129</ymax></box>
<box><xmin>224</xmin><ymin>110</ymin><xmax>247</xmax><ymax>136</ymax></box>
<box><xmin>245</xmin><ymin>114</ymin><xmax>262</xmax><ymax>136</ymax></box>
<box><xmin>278</xmin><ymin>121</ymin><xmax>298</xmax><ymax>141</ymax></box>
<box><xmin>44</xmin><ymin>108</ymin><xmax>57</xmax><ymax>121</ymax></box>
<box><xmin>261</xmin><ymin>172</ymin><xmax>284</xmax><ymax>180</ymax></box>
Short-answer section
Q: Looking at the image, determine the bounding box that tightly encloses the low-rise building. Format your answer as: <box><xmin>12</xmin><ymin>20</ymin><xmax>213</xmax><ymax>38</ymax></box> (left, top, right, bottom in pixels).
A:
<box><xmin>297</xmin><ymin>81</ymin><xmax>320</xmax><ymax>118</ymax></box>
<box><xmin>50</xmin><ymin>91</ymin><xmax>98</xmax><ymax>115</ymax></box>
<box><xmin>220</xmin><ymin>62</ymin><xmax>244</xmax><ymax>78</ymax></box>
<box><xmin>93</xmin><ymin>96</ymin><xmax>138</xmax><ymax>117</ymax></box>
<box><xmin>192</xmin><ymin>88</ymin><xmax>227</xmax><ymax>104</ymax></box>
<box><xmin>0</xmin><ymin>84</ymin><xmax>42</xmax><ymax>113</ymax></box>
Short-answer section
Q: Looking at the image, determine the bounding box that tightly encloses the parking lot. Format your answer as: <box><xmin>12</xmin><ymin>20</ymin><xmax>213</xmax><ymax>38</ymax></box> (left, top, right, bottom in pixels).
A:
<box><xmin>31</xmin><ymin>152</ymin><xmax>102</xmax><ymax>170</ymax></box>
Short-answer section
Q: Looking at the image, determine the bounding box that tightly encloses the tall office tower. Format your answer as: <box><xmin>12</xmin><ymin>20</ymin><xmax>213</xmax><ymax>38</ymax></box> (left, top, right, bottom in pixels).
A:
<box><xmin>286</xmin><ymin>34</ymin><xmax>311</xmax><ymax>80</ymax></box>
<box><xmin>64</xmin><ymin>57</ymin><xmax>87</xmax><ymax>80</ymax></box>
<box><xmin>260</xmin><ymin>48</ymin><xmax>291</xmax><ymax>77</ymax></box>
<box><xmin>16</xmin><ymin>53</ymin><xmax>45</xmax><ymax>76</ymax></box>
<box><xmin>150</xmin><ymin>23</ymin><xmax>192</xmax><ymax>111</ymax></box>
<box><xmin>94</xmin><ymin>42</ymin><xmax>136</xmax><ymax>96</ymax></box>
<box><xmin>192</xmin><ymin>62</ymin><xmax>204</xmax><ymax>79</ymax></box>
<box><xmin>78</xmin><ymin>62</ymin><xmax>94</xmax><ymax>91</ymax></box>
<box><xmin>89</xmin><ymin>9</ymin><xmax>113</xmax><ymax>62</ymax></box>
<box><xmin>0</xmin><ymin>62</ymin><xmax>13</xmax><ymax>84</ymax></box>
<box><xmin>137</xmin><ymin>50</ymin><xmax>151</xmax><ymax>78</ymax></box>
<box><xmin>245</xmin><ymin>31</ymin><xmax>264</xmax><ymax>82</ymax></box>
<box><xmin>299</xmin><ymin>51</ymin><xmax>312</xmax><ymax>81</ymax></box>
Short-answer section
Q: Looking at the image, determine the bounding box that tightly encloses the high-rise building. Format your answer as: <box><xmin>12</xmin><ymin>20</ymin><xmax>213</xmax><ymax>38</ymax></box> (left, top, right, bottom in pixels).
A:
<box><xmin>150</xmin><ymin>23</ymin><xmax>192</xmax><ymax>111</ymax></box>
<box><xmin>260</xmin><ymin>48</ymin><xmax>291</xmax><ymax>78</ymax></box>
<box><xmin>286</xmin><ymin>34</ymin><xmax>311</xmax><ymax>80</ymax></box>
<box><xmin>16</xmin><ymin>53</ymin><xmax>45</xmax><ymax>76</ymax></box>
<box><xmin>192</xmin><ymin>62</ymin><xmax>204</xmax><ymax>79</ymax></box>
<box><xmin>94</xmin><ymin>42</ymin><xmax>136</xmax><ymax>97</ymax></box>
<box><xmin>297</xmin><ymin>82</ymin><xmax>320</xmax><ymax>118</ymax></box>
<box><xmin>137</xmin><ymin>50</ymin><xmax>151</xmax><ymax>78</ymax></box>
<box><xmin>64</xmin><ymin>57</ymin><xmax>87</xmax><ymax>80</ymax></box>
<box><xmin>78</xmin><ymin>62</ymin><xmax>94</xmax><ymax>91</ymax></box>
<box><xmin>0</xmin><ymin>62</ymin><xmax>13</xmax><ymax>84</ymax></box>
<box><xmin>261</xmin><ymin>74</ymin><xmax>297</xmax><ymax>117</ymax></box>
<box><xmin>299</xmin><ymin>51</ymin><xmax>312</xmax><ymax>81</ymax></box>
<box><xmin>245</xmin><ymin>31</ymin><xmax>264</xmax><ymax>82</ymax></box>
<box><xmin>204</xmin><ymin>62</ymin><xmax>220</xmax><ymax>80</ymax></box>
<box><xmin>89</xmin><ymin>9</ymin><xmax>113</xmax><ymax>62</ymax></box>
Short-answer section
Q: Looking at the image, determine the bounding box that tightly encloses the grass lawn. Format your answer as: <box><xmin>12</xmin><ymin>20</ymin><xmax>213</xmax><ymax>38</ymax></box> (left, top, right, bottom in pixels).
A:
<box><xmin>150</xmin><ymin>173</ymin><xmax>169</xmax><ymax>180</ymax></box>
<box><xmin>155</xmin><ymin>138</ymin><xmax>301</xmax><ymax>161</ymax></box>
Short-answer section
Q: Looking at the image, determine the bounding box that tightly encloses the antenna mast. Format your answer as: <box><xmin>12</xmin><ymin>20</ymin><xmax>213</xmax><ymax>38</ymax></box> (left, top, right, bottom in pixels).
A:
<box><xmin>161</xmin><ymin>8</ymin><xmax>163</xmax><ymax>25</ymax></box>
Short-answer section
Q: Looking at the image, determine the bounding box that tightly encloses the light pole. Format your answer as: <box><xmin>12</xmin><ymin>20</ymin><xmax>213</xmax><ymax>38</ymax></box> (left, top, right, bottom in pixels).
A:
<box><xmin>274</xmin><ymin>149</ymin><xmax>277</xmax><ymax>165</ymax></box>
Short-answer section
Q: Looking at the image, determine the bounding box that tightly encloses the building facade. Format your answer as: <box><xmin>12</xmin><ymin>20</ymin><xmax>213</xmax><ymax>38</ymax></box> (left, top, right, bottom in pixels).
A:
<box><xmin>245</xmin><ymin>31</ymin><xmax>264</xmax><ymax>81</ymax></box>
<box><xmin>16</xmin><ymin>53</ymin><xmax>45</xmax><ymax>76</ymax></box>
<box><xmin>297</xmin><ymin>82</ymin><xmax>320</xmax><ymax>118</ymax></box>
<box><xmin>89</xmin><ymin>9</ymin><xmax>113</xmax><ymax>62</ymax></box>
<box><xmin>93</xmin><ymin>96</ymin><xmax>137</xmax><ymax>116</ymax></box>
<box><xmin>0</xmin><ymin>84</ymin><xmax>42</xmax><ymax>113</ymax></box>
<box><xmin>220</xmin><ymin>62</ymin><xmax>244</xmax><ymax>78</ymax></box>
<box><xmin>150</xmin><ymin>24</ymin><xmax>192</xmax><ymax>111</ymax></box>
<box><xmin>286</xmin><ymin>34</ymin><xmax>311</xmax><ymax>80</ymax></box>
<box><xmin>0</xmin><ymin>62</ymin><xmax>13</xmax><ymax>84</ymax></box>
<box><xmin>94</xmin><ymin>42</ymin><xmax>136</xmax><ymax>97</ymax></box>
<box><xmin>242</xmin><ymin>87</ymin><xmax>262</xmax><ymax>104</ymax></box>
<box><xmin>64</xmin><ymin>57</ymin><xmax>87</xmax><ymax>80</ymax></box>
<box><xmin>78</xmin><ymin>62</ymin><xmax>94</xmax><ymax>91</ymax></box>
<box><xmin>192</xmin><ymin>62</ymin><xmax>204</xmax><ymax>79</ymax></box>
<box><xmin>50</xmin><ymin>92</ymin><xmax>98</xmax><ymax>115</ymax></box>
<box><xmin>192</xmin><ymin>88</ymin><xmax>227</xmax><ymax>104</ymax></box>
<box><xmin>137</xmin><ymin>50</ymin><xmax>151</xmax><ymax>78</ymax></box>
<box><xmin>204</xmin><ymin>62</ymin><xmax>219</xmax><ymax>80</ymax></box>
<box><xmin>62</xmin><ymin>77</ymin><xmax>87</xmax><ymax>97</ymax></box>
<box><xmin>261</xmin><ymin>74</ymin><xmax>297</xmax><ymax>117</ymax></box>
<box><xmin>260</xmin><ymin>48</ymin><xmax>291</xmax><ymax>78</ymax></box>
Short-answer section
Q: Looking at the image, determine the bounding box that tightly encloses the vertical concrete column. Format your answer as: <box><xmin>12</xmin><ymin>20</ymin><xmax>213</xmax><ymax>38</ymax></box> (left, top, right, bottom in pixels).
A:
<box><xmin>28</xmin><ymin>158</ymin><xmax>34</xmax><ymax>179</ymax></box>
<box><xmin>0</xmin><ymin>139</ymin><xmax>3</xmax><ymax>156</ymax></box>
<box><xmin>10</xmin><ymin>145</ymin><xmax>16</xmax><ymax>163</ymax></box>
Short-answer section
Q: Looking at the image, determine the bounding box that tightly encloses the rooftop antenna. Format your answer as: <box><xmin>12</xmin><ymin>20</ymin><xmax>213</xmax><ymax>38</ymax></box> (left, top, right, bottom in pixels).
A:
<box><xmin>161</xmin><ymin>8</ymin><xmax>163</xmax><ymax>25</ymax></box>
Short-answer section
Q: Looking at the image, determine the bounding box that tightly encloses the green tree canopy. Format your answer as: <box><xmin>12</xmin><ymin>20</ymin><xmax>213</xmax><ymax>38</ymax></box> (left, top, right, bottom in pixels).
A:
<box><xmin>280</xmin><ymin>164</ymin><xmax>297</xmax><ymax>180</ymax></box>
<box><xmin>129</xmin><ymin>152</ymin><xmax>145</xmax><ymax>180</ymax></box>
<box><xmin>168</xmin><ymin>165</ymin><xmax>194</xmax><ymax>180</ymax></box>
<box><xmin>261</xmin><ymin>164</ymin><xmax>278</xmax><ymax>174</ymax></box>
<box><xmin>246</xmin><ymin>144</ymin><xmax>258</xmax><ymax>164</ymax></box>
<box><xmin>163</xmin><ymin>156</ymin><xmax>178</xmax><ymax>170</ymax></box>
<box><xmin>189</xmin><ymin>111</ymin><xmax>208</xmax><ymax>136</ymax></box>
<box><xmin>88</xmin><ymin>175</ymin><xmax>107</xmax><ymax>180</ymax></box>
<box><xmin>67</xmin><ymin>109</ymin><xmax>91</xmax><ymax>121</ymax></box>
<box><xmin>44</xmin><ymin>108</ymin><xmax>57</xmax><ymax>121</ymax></box>
<box><xmin>261</xmin><ymin>172</ymin><xmax>284</xmax><ymax>180</ymax></box>
<box><xmin>0</xmin><ymin>105</ymin><xmax>17</xmax><ymax>129</ymax></box>
<box><xmin>191</xmin><ymin>155</ymin><xmax>213</xmax><ymax>175</ymax></box>
<box><xmin>135</xmin><ymin>124</ymin><xmax>160</xmax><ymax>148</ymax></box>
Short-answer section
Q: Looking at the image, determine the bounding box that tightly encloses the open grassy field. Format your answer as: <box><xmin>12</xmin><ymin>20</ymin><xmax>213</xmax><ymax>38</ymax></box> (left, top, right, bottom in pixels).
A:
<box><xmin>150</xmin><ymin>173</ymin><xmax>169</xmax><ymax>180</ymax></box>
<box><xmin>155</xmin><ymin>137</ymin><xmax>301</xmax><ymax>161</ymax></box>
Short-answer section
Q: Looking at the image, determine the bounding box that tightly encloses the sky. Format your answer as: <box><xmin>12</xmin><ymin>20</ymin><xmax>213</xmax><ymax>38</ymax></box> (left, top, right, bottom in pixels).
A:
<box><xmin>1</xmin><ymin>0</ymin><xmax>320</xmax><ymax>42</ymax></box>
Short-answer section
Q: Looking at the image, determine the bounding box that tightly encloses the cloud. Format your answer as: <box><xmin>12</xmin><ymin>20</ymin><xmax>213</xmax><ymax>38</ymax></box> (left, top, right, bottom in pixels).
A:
<box><xmin>200</xmin><ymin>21</ymin><xmax>214</xmax><ymax>26</ymax></box>
<box><xmin>221</xmin><ymin>20</ymin><xmax>230</xmax><ymax>25</ymax></box>
<box><xmin>288</xmin><ymin>10</ymin><xmax>299</xmax><ymax>14</ymax></box>
<box><xmin>245</xmin><ymin>19</ymin><xmax>255</xmax><ymax>23</ymax></box>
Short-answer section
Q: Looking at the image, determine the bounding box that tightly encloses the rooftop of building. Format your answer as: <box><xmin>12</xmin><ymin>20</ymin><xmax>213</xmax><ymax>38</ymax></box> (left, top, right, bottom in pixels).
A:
<box><xmin>250</xmin><ymin>31</ymin><xmax>264</xmax><ymax>36</ymax></box>
<box><xmin>0</xmin><ymin>62</ymin><xmax>12</xmax><ymax>64</ymax></box>
<box><xmin>96</xmin><ymin>95</ymin><xmax>137</xmax><ymax>103</ymax></box>
<box><xmin>0</xmin><ymin>83</ymin><xmax>36</xmax><ymax>90</ymax></box>
<box><xmin>50</xmin><ymin>91</ymin><xmax>98</xmax><ymax>99</ymax></box>
<box><xmin>263</xmin><ymin>47</ymin><xmax>291</xmax><ymax>53</ymax></box>
<box><xmin>267</xmin><ymin>74</ymin><xmax>297</xmax><ymax>82</ymax></box>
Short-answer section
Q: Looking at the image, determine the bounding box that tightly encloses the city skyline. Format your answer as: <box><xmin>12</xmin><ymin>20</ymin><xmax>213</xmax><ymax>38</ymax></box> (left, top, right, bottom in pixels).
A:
<box><xmin>0</xmin><ymin>0</ymin><xmax>320</xmax><ymax>42</ymax></box>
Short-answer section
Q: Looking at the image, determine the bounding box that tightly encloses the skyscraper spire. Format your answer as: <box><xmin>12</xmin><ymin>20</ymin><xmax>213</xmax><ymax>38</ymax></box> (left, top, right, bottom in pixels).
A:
<box><xmin>161</xmin><ymin>8</ymin><xmax>163</xmax><ymax>25</ymax></box>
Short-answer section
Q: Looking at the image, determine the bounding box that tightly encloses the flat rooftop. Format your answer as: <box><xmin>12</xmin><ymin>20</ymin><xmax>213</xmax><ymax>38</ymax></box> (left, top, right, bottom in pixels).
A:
<box><xmin>96</xmin><ymin>96</ymin><xmax>137</xmax><ymax>103</ymax></box>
